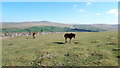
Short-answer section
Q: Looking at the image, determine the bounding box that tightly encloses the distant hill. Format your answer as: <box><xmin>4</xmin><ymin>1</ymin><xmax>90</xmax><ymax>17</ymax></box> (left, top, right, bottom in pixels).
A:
<box><xmin>90</xmin><ymin>24</ymin><xmax>118</xmax><ymax>31</ymax></box>
<box><xmin>1</xmin><ymin>21</ymin><xmax>118</xmax><ymax>32</ymax></box>
<box><xmin>73</xmin><ymin>25</ymin><xmax>106</xmax><ymax>32</ymax></box>
<box><xmin>1</xmin><ymin>21</ymin><xmax>73</xmax><ymax>29</ymax></box>
<box><xmin>2</xmin><ymin>26</ymin><xmax>103</xmax><ymax>32</ymax></box>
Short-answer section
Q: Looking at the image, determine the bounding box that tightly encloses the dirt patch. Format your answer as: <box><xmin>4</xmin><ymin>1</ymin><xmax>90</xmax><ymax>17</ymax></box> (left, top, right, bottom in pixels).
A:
<box><xmin>8</xmin><ymin>43</ymin><xmax>13</xmax><ymax>46</ymax></box>
<box><xmin>90</xmin><ymin>40</ymin><xmax>100</xmax><ymax>43</ymax></box>
<box><xmin>73</xmin><ymin>41</ymin><xmax>84</xmax><ymax>45</ymax></box>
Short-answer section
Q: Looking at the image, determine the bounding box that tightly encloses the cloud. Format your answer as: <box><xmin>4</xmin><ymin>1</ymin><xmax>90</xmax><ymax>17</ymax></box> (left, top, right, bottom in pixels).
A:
<box><xmin>95</xmin><ymin>13</ymin><xmax>101</xmax><ymax>16</ymax></box>
<box><xmin>79</xmin><ymin>9</ymin><xmax>85</xmax><ymax>12</ymax></box>
<box><xmin>73</xmin><ymin>5</ymin><xmax>77</xmax><ymax>7</ymax></box>
<box><xmin>106</xmin><ymin>9</ymin><xmax>118</xmax><ymax>16</ymax></box>
<box><xmin>86</xmin><ymin>2</ymin><xmax>92</xmax><ymax>5</ymax></box>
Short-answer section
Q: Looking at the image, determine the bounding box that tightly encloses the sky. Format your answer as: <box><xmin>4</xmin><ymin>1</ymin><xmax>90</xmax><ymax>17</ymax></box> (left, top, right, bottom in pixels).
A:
<box><xmin>1</xmin><ymin>0</ymin><xmax>119</xmax><ymax>2</ymax></box>
<box><xmin>2</xmin><ymin>2</ymin><xmax>118</xmax><ymax>24</ymax></box>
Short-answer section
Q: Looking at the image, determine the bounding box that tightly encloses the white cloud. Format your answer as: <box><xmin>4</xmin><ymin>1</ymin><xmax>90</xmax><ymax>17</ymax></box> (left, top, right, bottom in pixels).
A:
<box><xmin>95</xmin><ymin>13</ymin><xmax>101</xmax><ymax>16</ymax></box>
<box><xmin>86</xmin><ymin>2</ymin><xmax>92</xmax><ymax>5</ymax></box>
<box><xmin>79</xmin><ymin>9</ymin><xmax>85</xmax><ymax>12</ymax></box>
<box><xmin>106</xmin><ymin>9</ymin><xmax>118</xmax><ymax>16</ymax></box>
<box><xmin>73</xmin><ymin>5</ymin><xmax>77</xmax><ymax>7</ymax></box>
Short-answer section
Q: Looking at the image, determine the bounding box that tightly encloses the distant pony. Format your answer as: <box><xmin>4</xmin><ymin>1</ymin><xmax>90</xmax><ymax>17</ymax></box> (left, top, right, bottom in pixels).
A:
<box><xmin>33</xmin><ymin>32</ymin><xmax>36</xmax><ymax>39</ymax></box>
<box><xmin>64</xmin><ymin>33</ymin><xmax>76</xmax><ymax>43</ymax></box>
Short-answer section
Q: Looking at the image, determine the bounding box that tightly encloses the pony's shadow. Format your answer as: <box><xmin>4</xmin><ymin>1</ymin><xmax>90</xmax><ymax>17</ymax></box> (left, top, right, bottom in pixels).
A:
<box><xmin>53</xmin><ymin>42</ymin><xmax>65</xmax><ymax>44</ymax></box>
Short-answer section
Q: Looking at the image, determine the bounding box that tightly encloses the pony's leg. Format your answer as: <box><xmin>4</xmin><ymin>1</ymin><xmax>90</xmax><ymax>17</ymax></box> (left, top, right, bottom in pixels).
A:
<box><xmin>33</xmin><ymin>36</ymin><xmax>35</xmax><ymax>39</ymax></box>
<box><xmin>65</xmin><ymin>38</ymin><xmax>67</xmax><ymax>43</ymax></box>
<box><xmin>69</xmin><ymin>38</ymin><xmax>72</xmax><ymax>43</ymax></box>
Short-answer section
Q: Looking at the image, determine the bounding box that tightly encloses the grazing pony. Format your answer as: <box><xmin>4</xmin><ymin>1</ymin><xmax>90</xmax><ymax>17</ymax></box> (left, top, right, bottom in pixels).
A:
<box><xmin>33</xmin><ymin>32</ymin><xmax>36</xmax><ymax>39</ymax></box>
<box><xmin>64</xmin><ymin>33</ymin><xmax>76</xmax><ymax>43</ymax></box>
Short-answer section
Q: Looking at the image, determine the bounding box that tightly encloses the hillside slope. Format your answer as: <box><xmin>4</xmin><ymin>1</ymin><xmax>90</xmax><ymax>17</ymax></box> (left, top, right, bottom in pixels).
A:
<box><xmin>90</xmin><ymin>24</ymin><xmax>118</xmax><ymax>31</ymax></box>
<box><xmin>1</xmin><ymin>26</ymin><xmax>106</xmax><ymax>32</ymax></box>
<box><xmin>1</xmin><ymin>21</ymin><xmax>118</xmax><ymax>32</ymax></box>
<box><xmin>2</xmin><ymin>21</ymin><xmax>73</xmax><ymax>29</ymax></box>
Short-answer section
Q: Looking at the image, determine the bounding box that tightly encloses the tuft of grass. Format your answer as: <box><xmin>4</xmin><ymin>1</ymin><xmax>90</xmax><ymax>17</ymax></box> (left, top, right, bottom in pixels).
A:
<box><xmin>98</xmin><ymin>59</ymin><xmax>118</xmax><ymax>66</ymax></box>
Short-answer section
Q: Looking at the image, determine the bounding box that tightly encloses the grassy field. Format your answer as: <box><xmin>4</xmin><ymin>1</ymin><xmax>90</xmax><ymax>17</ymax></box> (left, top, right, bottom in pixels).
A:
<box><xmin>2</xmin><ymin>31</ymin><xmax>119</xmax><ymax>66</ymax></box>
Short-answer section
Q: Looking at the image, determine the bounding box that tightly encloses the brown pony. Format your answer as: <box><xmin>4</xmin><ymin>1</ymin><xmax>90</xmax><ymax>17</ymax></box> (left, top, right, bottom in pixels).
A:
<box><xmin>64</xmin><ymin>33</ymin><xmax>76</xmax><ymax>43</ymax></box>
<box><xmin>33</xmin><ymin>32</ymin><xmax>36</xmax><ymax>39</ymax></box>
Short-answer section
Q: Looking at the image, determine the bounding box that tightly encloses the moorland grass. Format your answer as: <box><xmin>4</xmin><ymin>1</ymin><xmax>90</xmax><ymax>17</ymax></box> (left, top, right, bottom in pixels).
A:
<box><xmin>2</xmin><ymin>31</ymin><xmax>119</xmax><ymax>66</ymax></box>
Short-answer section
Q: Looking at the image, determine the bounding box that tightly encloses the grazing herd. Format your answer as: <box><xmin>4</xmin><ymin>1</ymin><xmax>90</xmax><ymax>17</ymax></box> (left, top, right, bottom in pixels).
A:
<box><xmin>1</xmin><ymin>32</ymin><xmax>76</xmax><ymax>43</ymax></box>
<box><xmin>32</xmin><ymin>32</ymin><xmax>76</xmax><ymax>43</ymax></box>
